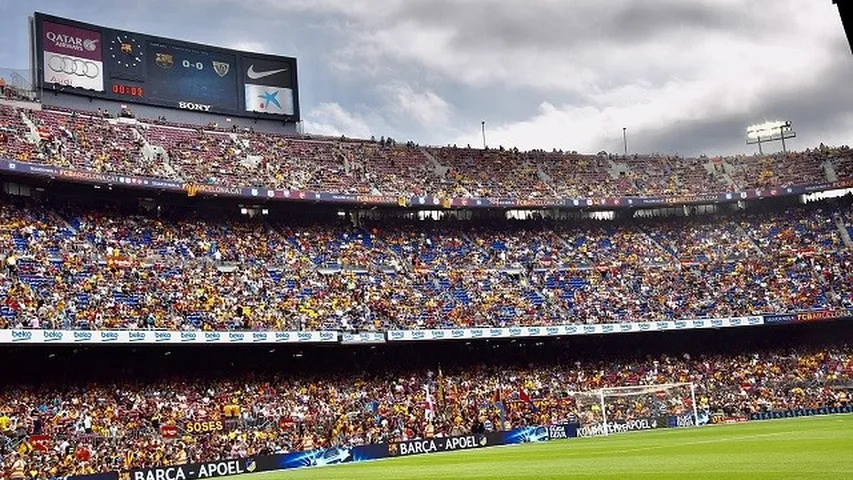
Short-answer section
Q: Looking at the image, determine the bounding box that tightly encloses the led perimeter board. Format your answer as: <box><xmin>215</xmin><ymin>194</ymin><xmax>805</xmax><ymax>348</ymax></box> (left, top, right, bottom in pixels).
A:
<box><xmin>32</xmin><ymin>12</ymin><xmax>300</xmax><ymax>121</ymax></box>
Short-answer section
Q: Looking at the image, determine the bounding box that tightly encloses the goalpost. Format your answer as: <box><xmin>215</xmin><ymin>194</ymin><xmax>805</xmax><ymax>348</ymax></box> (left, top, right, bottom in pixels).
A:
<box><xmin>568</xmin><ymin>382</ymin><xmax>699</xmax><ymax>437</ymax></box>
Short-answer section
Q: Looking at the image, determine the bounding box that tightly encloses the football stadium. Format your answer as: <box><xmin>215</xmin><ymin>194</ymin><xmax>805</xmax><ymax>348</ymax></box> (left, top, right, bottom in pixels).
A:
<box><xmin>1</xmin><ymin>2</ymin><xmax>853</xmax><ymax>480</ymax></box>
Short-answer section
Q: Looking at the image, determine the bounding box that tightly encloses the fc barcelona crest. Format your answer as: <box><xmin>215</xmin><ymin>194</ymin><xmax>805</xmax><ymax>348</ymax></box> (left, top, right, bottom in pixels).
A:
<box><xmin>121</xmin><ymin>43</ymin><xmax>133</xmax><ymax>54</ymax></box>
<box><xmin>212</xmin><ymin>61</ymin><xmax>230</xmax><ymax>78</ymax></box>
<box><xmin>155</xmin><ymin>53</ymin><xmax>174</xmax><ymax>69</ymax></box>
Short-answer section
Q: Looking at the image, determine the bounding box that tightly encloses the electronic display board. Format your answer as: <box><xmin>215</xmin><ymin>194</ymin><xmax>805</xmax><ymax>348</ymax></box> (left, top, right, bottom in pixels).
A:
<box><xmin>33</xmin><ymin>12</ymin><xmax>299</xmax><ymax>121</ymax></box>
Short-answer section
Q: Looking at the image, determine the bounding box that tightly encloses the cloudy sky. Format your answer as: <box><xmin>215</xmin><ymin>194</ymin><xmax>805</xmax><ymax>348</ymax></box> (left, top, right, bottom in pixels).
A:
<box><xmin>0</xmin><ymin>0</ymin><xmax>851</xmax><ymax>156</ymax></box>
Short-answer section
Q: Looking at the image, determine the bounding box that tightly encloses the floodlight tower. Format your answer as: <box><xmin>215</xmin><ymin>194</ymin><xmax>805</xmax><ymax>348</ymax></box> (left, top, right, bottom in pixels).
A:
<box><xmin>746</xmin><ymin>120</ymin><xmax>796</xmax><ymax>154</ymax></box>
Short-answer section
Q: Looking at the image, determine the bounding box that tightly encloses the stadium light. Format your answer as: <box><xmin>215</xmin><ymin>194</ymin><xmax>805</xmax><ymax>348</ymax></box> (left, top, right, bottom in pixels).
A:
<box><xmin>746</xmin><ymin>120</ymin><xmax>796</xmax><ymax>154</ymax></box>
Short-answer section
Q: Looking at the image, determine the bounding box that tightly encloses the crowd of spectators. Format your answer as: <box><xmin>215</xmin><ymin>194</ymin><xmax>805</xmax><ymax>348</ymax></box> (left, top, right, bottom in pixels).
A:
<box><xmin>1</xmin><ymin>104</ymin><xmax>852</xmax><ymax>199</ymax></box>
<box><xmin>0</xmin><ymin>101</ymin><xmax>851</xmax><ymax>479</ymax></box>
<box><xmin>0</xmin><ymin>342</ymin><xmax>850</xmax><ymax>478</ymax></box>
<box><xmin>0</xmin><ymin>196</ymin><xmax>851</xmax><ymax>332</ymax></box>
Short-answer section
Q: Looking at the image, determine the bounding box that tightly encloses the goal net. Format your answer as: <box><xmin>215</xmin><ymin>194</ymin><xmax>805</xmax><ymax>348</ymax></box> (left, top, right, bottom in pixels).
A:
<box><xmin>568</xmin><ymin>382</ymin><xmax>699</xmax><ymax>437</ymax></box>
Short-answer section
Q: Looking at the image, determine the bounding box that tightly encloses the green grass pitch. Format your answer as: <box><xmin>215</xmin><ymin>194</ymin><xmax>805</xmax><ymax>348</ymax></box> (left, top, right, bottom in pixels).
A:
<box><xmin>236</xmin><ymin>415</ymin><xmax>853</xmax><ymax>479</ymax></box>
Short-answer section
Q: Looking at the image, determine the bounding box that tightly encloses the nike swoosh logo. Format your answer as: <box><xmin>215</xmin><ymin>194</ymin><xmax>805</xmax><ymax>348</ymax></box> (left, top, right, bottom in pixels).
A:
<box><xmin>247</xmin><ymin>65</ymin><xmax>287</xmax><ymax>80</ymax></box>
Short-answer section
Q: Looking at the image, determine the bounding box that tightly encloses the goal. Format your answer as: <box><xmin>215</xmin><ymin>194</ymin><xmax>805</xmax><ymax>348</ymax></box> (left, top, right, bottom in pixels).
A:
<box><xmin>568</xmin><ymin>382</ymin><xmax>699</xmax><ymax>437</ymax></box>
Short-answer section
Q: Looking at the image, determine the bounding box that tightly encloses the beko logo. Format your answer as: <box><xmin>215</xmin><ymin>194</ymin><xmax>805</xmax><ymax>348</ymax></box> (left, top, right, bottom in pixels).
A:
<box><xmin>178</xmin><ymin>101</ymin><xmax>212</xmax><ymax>112</ymax></box>
<box><xmin>100</xmin><ymin>331</ymin><xmax>119</xmax><ymax>342</ymax></box>
<box><xmin>11</xmin><ymin>330</ymin><xmax>33</xmax><ymax>342</ymax></box>
<box><xmin>275</xmin><ymin>332</ymin><xmax>291</xmax><ymax>342</ymax></box>
<box><xmin>74</xmin><ymin>331</ymin><xmax>93</xmax><ymax>342</ymax></box>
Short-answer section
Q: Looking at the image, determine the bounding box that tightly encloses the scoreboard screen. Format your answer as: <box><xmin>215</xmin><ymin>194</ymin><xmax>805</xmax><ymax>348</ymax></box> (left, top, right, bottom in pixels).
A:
<box><xmin>145</xmin><ymin>41</ymin><xmax>239</xmax><ymax>111</ymax></box>
<box><xmin>33</xmin><ymin>12</ymin><xmax>299</xmax><ymax>121</ymax></box>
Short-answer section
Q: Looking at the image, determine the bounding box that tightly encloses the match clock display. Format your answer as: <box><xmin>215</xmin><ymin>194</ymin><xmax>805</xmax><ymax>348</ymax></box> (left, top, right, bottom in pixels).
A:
<box><xmin>108</xmin><ymin>33</ymin><xmax>145</xmax><ymax>80</ymax></box>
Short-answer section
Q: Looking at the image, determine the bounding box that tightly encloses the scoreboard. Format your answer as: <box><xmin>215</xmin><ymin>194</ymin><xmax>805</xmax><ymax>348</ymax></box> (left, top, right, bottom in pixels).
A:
<box><xmin>32</xmin><ymin>12</ymin><xmax>299</xmax><ymax>121</ymax></box>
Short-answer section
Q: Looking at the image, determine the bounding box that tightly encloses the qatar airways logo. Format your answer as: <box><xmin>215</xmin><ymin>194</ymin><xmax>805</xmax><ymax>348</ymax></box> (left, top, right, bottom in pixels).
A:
<box><xmin>45</xmin><ymin>31</ymin><xmax>98</xmax><ymax>52</ymax></box>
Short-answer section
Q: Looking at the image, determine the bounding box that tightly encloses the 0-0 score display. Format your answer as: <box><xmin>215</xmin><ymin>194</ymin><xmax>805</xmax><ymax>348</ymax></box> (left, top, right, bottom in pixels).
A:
<box><xmin>144</xmin><ymin>41</ymin><xmax>239</xmax><ymax>111</ymax></box>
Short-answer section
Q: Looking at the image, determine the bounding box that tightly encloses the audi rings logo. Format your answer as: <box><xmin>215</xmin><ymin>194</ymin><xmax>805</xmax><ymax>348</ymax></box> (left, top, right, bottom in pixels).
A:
<box><xmin>48</xmin><ymin>55</ymin><xmax>100</xmax><ymax>78</ymax></box>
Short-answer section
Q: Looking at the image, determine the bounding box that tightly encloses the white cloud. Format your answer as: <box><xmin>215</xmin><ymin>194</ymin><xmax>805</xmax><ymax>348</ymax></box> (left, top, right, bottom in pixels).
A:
<box><xmin>227</xmin><ymin>41</ymin><xmax>269</xmax><ymax>54</ymax></box>
<box><xmin>302</xmin><ymin>102</ymin><xmax>373</xmax><ymax>138</ymax></box>
<box><xmin>380</xmin><ymin>83</ymin><xmax>452</xmax><ymax>127</ymax></box>
<box><xmin>25</xmin><ymin>0</ymin><xmax>848</xmax><ymax>155</ymax></box>
<box><xmin>259</xmin><ymin>0</ymin><xmax>850</xmax><ymax>153</ymax></box>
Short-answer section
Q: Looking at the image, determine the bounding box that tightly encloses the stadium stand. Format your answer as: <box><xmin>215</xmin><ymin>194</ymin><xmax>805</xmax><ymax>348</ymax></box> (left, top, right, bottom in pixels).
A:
<box><xmin>0</xmin><ymin>324</ymin><xmax>850</xmax><ymax>477</ymax></box>
<box><xmin>0</xmin><ymin>105</ymin><xmax>851</xmax><ymax>198</ymax></box>
<box><xmin>0</xmin><ymin>102</ymin><xmax>851</xmax><ymax>478</ymax></box>
<box><xmin>0</xmin><ymin>194</ymin><xmax>851</xmax><ymax>331</ymax></box>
